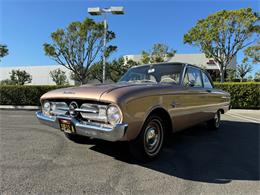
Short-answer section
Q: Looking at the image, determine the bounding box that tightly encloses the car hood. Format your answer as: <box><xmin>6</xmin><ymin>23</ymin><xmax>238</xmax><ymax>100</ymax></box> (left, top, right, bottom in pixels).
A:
<box><xmin>40</xmin><ymin>83</ymin><xmax>163</xmax><ymax>102</ymax></box>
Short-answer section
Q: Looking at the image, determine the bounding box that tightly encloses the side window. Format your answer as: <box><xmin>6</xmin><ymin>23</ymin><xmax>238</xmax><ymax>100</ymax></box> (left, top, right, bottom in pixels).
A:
<box><xmin>183</xmin><ymin>67</ymin><xmax>203</xmax><ymax>88</ymax></box>
<box><xmin>202</xmin><ymin>72</ymin><xmax>213</xmax><ymax>89</ymax></box>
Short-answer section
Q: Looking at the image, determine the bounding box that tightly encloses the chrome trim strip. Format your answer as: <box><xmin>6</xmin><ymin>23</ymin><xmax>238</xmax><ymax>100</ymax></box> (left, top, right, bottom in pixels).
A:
<box><xmin>35</xmin><ymin>111</ymin><xmax>128</xmax><ymax>142</ymax></box>
<box><xmin>57</xmin><ymin>107</ymin><xmax>69</xmax><ymax>111</ymax></box>
<box><xmin>56</xmin><ymin>107</ymin><xmax>99</xmax><ymax>113</ymax></box>
<box><xmin>75</xmin><ymin>108</ymin><xmax>98</xmax><ymax>114</ymax></box>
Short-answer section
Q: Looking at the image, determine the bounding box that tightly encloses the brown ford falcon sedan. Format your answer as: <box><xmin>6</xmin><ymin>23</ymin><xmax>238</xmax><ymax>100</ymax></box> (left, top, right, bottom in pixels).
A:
<box><xmin>36</xmin><ymin>62</ymin><xmax>230</xmax><ymax>161</ymax></box>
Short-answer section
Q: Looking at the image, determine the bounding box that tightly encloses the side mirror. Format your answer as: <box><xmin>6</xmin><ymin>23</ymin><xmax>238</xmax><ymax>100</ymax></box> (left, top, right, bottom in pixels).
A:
<box><xmin>188</xmin><ymin>80</ymin><xmax>195</xmax><ymax>87</ymax></box>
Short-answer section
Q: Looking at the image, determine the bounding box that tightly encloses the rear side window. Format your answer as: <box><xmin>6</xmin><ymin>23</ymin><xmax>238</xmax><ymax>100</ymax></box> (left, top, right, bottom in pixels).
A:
<box><xmin>202</xmin><ymin>72</ymin><xmax>213</xmax><ymax>89</ymax></box>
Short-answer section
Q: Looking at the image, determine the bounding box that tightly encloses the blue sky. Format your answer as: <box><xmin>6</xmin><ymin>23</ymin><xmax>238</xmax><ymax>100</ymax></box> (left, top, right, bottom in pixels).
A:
<box><xmin>0</xmin><ymin>0</ymin><xmax>259</xmax><ymax>74</ymax></box>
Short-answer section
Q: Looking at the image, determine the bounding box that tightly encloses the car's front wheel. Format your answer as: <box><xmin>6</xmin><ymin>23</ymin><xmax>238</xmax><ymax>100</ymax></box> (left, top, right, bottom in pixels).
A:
<box><xmin>129</xmin><ymin>115</ymin><xmax>164</xmax><ymax>162</ymax></box>
<box><xmin>207</xmin><ymin>110</ymin><xmax>221</xmax><ymax>130</ymax></box>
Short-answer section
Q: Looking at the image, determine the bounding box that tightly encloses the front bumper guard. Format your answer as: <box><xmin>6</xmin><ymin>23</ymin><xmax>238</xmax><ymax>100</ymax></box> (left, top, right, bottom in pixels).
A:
<box><xmin>35</xmin><ymin>111</ymin><xmax>128</xmax><ymax>142</ymax></box>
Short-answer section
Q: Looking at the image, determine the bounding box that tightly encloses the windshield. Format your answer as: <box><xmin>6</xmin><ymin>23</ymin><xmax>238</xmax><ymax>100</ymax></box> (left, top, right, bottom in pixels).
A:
<box><xmin>118</xmin><ymin>63</ymin><xmax>183</xmax><ymax>85</ymax></box>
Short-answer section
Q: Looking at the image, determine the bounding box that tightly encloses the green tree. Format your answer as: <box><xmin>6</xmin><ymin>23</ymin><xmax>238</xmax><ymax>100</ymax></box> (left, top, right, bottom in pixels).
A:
<box><xmin>89</xmin><ymin>57</ymin><xmax>138</xmax><ymax>83</ymax></box>
<box><xmin>237</xmin><ymin>64</ymin><xmax>252</xmax><ymax>82</ymax></box>
<box><xmin>247</xmin><ymin>75</ymin><xmax>253</xmax><ymax>81</ymax></box>
<box><xmin>108</xmin><ymin>58</ymin><xmax>138</xmax><ymax>82</ymax></box>
<box><xmin>43</xmin><ymin>18</ymin><xmax>116</xmax><ymax>84</ymax></box>
<box><xmin>0</xmin><ymin>44</ymin><xmax>8</xmax><ymax>61</ymax></box>
<box><xmin>0</xmin><ymin>79</ymin><xmax>15</xmax><ymax>85</ymax></box>
<box><xmin>243</xmin><ymin>41</ymin><xmax>260</xmax><ymax>64</ymax></box>
<box><xmin>226</xmin><ymin>68</ymin><xmax>237</xmax><ymax>82</ymax></box>
<box><xmin>141</xmin><ymin>43</ymin><xmax>176</xmax><ymax>64</ymax></box>
<box><xmin>184</xmin><ymin>8</ymin><xmax>259</xmax><ymax>82</ymax></box>
<box><xmin>88</xmin><ymin>62</ymin><xmax>104</xmax><ymax>83</ymax></box>
<box><xmin>254</xmin><ymin>70</ymin><xmax>260</xmax><ymax>81</ymax></box>
<box><xmin>50</xmin><ymin>68</ymin><xmax>69</xmax><ymax>85</ymax></box>
<box><xmin>10</xmin><ymin>70</ymin><xmax>32</xmax><ymax>85</ymax></box>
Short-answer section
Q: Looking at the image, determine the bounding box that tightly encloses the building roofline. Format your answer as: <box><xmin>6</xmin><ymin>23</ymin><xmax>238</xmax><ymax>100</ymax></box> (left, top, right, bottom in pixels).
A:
<box><xmin>130</xmin><ymin>61</ymin><xmax>208</xmax><ymax>71</ymax></box>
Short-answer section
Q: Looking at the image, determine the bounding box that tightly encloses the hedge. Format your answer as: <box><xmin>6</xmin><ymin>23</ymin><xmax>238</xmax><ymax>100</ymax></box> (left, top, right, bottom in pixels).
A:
<box><xmin>0</xmin><ymin>83</ymin><xmax>259</xmax><ymax>109</ymax></box>
<box><xmin>214</xmin><ymin>82</ymin><xmax>260</xmax><ymax>109</ymax></box>
<box><xmin>0</xmin><ymin>85</ymin><xmax>64</xmax><ymax>106</ymax></box>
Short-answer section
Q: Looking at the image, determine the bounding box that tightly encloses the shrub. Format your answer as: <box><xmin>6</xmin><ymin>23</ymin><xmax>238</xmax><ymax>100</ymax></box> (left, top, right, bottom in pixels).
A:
<box><xmin>0</xmin><ymin>85</ymin><xmax>64</xmax><ymax>106</ymax></box>
<box><xmin>0</xmin><ymin>83</ymin><xmax>259</xmax><ymax>109</ymax></box>
<box><xmin>214</xmin><ymin>82</ymin><xmax>260</xmax><ymax>109</ymax></box>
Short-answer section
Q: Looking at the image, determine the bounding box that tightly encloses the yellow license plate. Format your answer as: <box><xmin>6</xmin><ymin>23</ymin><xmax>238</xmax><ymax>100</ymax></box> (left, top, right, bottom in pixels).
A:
<box><xmin>59</xmin><ymin>119</ymin><xmax>75</xmax><ymax>133</ymax></box>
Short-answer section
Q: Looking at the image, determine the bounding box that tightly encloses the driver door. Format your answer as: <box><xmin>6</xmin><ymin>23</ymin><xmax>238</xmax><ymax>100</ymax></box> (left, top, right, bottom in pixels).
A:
<box><xmin>181</xmin><ymin>66</ymin><xmax>207</xmax><ymax>127</ymax></box>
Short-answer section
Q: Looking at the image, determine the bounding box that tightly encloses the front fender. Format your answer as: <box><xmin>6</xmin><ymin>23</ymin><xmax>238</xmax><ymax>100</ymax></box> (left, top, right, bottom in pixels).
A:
<box><xmin>121</xmin><ymin>96</ymin><xmax>168</xmax><ymax>141</ymax></box>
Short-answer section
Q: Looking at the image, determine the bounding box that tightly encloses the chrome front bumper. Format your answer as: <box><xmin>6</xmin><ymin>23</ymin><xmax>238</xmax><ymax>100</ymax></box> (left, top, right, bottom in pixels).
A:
<box><xmin>35</xmin><ymin>111</ymin><xmax>128</xmax><ymax>141</ymax></box>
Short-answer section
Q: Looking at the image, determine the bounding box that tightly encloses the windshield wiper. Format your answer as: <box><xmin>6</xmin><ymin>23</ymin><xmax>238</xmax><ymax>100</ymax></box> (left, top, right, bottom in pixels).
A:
<box><xmin>118</xmin><ymin>80</ymin><xmax>157</xmax><ymax>84</ymax></box>
<box><xmin>134</xmin><ymin>80</ymin><xmax>157</xmax><ymax>83</ymax></box>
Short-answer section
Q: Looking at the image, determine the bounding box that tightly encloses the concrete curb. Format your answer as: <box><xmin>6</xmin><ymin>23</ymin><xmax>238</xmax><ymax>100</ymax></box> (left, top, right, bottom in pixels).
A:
<box><xmin>0</xmin><ymin>105</ymin><xmax>40</xmax><ymax>110</ymax></box>
<box><xmin>229</xmin><ymin>109</ymin><xmax>260</xmax><ymax>112</ymax></box>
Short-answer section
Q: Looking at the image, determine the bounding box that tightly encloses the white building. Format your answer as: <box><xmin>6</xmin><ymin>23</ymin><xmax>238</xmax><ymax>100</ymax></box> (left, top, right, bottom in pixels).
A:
<box><xmin>0</xmin><ymin>65</ymin><xmax>74</xmax><ymax>85</ymax></box>
<box><xmin>0</xmin><ymin>53</ymin><xmax>237</xmax><ymax>85</ymax></box>
<box><xmin>124</xmin><ymin>53</ymin><xmax>237</xmax><ymax>70</ymax></box>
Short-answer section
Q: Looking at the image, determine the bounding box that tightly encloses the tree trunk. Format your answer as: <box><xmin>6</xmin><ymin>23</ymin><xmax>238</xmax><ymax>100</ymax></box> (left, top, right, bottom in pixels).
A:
<box><xmin>240</xmin><ymin>76</ymin><xmax>243</xmax><ymax>82</ymax></box>
<box><xmin>216</xmin><ymin>62</ymin><xmax>225</xmax><ymax>83</ymax></box>
<box><xmin>220</xmin><ymin>67</ymin><xmax>225</xmax><ymax>83</ymax></box>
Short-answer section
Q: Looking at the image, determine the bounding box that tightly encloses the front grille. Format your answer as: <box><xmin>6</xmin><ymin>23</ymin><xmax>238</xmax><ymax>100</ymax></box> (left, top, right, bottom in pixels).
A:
<box><xmin>45</xmin><ymin>99</ymin><xmax>109</xmax><ymax>124</ymax></box>
<box><xmin>46</xmin><ymin>99</ymin><xmax>109</xmax><ymax>107</ymax></box>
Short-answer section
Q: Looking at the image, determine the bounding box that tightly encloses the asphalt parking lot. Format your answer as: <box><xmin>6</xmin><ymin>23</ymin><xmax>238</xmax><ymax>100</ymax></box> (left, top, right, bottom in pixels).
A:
<box><xmin>0</xmin><ymin>110</ymin><xmax>259</xmax><ymax>195</ymax></box>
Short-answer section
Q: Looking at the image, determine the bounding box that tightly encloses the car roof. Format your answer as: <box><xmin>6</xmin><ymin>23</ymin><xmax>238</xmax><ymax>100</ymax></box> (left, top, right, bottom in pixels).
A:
<box><xmin>131</xmin><ymin>62</ymin><xmax>204</xmax><ymax>71</ymax></box>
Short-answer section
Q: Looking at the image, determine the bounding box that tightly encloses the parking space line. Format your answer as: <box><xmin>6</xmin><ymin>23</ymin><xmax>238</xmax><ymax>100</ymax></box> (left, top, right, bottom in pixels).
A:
<box><xmin>225</xmin><ymin>113</ymin><xmax>260</xmax><ymax>124</ymax></box>
<box><xmin>230</xmin><ymin>112</ymin><xmax>260</xmax><ymax>121</ymax></box>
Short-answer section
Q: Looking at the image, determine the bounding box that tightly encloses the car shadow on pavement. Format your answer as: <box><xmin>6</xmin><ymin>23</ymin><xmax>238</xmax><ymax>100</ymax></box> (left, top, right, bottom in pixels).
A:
<box><xmin>79</xmin><ymin>120</ymin><xmax>260</xmax><ymax>184</ymax></box>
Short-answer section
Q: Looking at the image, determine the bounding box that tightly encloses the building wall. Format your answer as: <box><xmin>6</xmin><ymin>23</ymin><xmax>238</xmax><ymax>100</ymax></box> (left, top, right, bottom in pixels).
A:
<box><xmin>0</xmin><ymin>65</ymin><xmax>74</xmax><ymax>85</ymax></box>
<box><xmin>0</xmin><ymin>53</ymin><xmax>237</xmax><ymax>85</ymax></box>
<box><xmin>124</xmin><ymin>53</ymin><xmax>237</xmax><ymax>70</ymax></box>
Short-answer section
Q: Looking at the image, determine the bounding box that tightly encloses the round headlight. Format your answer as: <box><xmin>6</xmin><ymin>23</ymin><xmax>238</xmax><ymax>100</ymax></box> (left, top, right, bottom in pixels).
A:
<box><xmin>107</xmin><ymin>105</ymin><xmax>122</xmax><ymax>125</ymax></box>
<box><xmin>43</xmin><ymin>101</ymin><xmax>51</xmax><ymax>114</ymax></box>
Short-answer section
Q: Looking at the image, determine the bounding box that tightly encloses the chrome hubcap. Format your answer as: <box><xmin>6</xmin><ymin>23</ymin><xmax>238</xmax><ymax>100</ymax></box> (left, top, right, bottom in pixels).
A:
<box><xmin>144</xmin><ymin>119</ymin><xmax>163</xmax><ymax>156</ymax></box>
<box><xmin>146</xmin><ymin>128</ymin><xmax>158</xmax><ymax>148</ymax></box>
<box><xmin>215</xmin><ymin>112</ymin><xmax>220</xmax><ymax>127</ymax></box>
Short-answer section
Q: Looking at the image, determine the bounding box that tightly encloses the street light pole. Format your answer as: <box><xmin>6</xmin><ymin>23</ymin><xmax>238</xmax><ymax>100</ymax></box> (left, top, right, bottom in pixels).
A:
<box><xmin>103</xmin><ymin>15</ymin><xmax>107</xmax><ymax>83</ymax></box>
<box><xmin>88</xmin><ymin>6</ymin><xmax>124</xmax><ymax>83</ymax></box>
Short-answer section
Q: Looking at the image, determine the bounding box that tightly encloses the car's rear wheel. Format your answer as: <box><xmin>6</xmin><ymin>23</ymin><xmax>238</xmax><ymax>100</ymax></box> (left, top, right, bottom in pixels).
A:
<box><xmin>207</xmin><ymin>110</ymin><xmax>221</xmax><ymax>130</ymax></box>
<box><xmin>129</xmin><ymin>115</ymin><xmax>164</xmax><ymax>162</ymax></box>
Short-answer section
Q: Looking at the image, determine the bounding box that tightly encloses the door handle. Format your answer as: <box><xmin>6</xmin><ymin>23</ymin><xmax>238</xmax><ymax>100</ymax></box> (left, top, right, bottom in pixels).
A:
<box><xmin>171</xmin><ymin>101</ymin><xmax>180</xmax><ymax>108</ymax></box>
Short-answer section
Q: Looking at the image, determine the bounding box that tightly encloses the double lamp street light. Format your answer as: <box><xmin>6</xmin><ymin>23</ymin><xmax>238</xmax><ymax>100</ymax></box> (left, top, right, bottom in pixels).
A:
<box><xmin>88</xmin><ymin>6</ymin><xmax>124</xmax><ymax>83</ymax></box>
